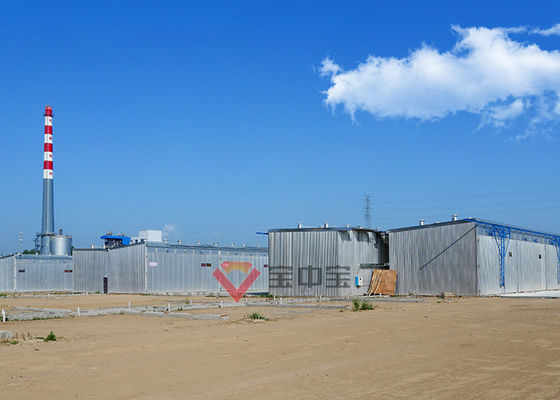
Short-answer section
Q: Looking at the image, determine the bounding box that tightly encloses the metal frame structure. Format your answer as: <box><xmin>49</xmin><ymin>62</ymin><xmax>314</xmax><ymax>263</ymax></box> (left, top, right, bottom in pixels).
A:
<box><xmin>468</xmin><ymin>219</ymin><xmax>560</xmax><ymax>287</ymax></box>
<box><xmin>487</xmin><ymin>225</ymin><xmax>510</xmax><ymax>288</ymax></box>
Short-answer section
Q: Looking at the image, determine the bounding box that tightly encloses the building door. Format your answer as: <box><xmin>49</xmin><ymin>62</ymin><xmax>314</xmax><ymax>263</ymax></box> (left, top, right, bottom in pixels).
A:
<box><xmin>103</xmin><ymin>277</ymin><xmax>108</xmax><ymax>294</ymax></box>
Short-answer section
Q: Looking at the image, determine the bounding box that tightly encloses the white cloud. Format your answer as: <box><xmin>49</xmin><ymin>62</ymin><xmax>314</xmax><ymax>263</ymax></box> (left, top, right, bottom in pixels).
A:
<box><xmin>319</xmin><ymin>57</ymin><xmax>341</xmax><ymax>77</ymax></box>
<box><xmin>486</xmin><ymin>99</ymin><xmax>525</xmax><ymax>127</ymax></box>
<box><xmin>320</xmin><ymin>26</ymin><xmax>560</xmax><ymax>135</ymax></box>
<box><xmin>532</xmin><ymin>23</ymin><xmax>560</xmax><ymax>36</ymax></box>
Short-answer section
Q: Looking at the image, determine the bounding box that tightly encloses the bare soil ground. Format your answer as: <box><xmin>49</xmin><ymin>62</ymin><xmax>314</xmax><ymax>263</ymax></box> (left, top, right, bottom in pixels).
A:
<box><xmin>1</xmin><ymin>294</ymin><xmax>560</xmax><ymax>399</ymax></box>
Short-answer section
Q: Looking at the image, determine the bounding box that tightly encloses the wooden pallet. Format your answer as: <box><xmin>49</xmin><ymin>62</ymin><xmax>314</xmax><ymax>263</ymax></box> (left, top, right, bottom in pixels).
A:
<box><xmin>366</xmin><ymin>270</ymin><xmax>397</xmax><ymax>296</ymax></box>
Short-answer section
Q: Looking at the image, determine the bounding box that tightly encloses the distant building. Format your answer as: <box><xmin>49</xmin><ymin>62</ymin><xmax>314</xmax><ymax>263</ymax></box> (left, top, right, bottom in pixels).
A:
<box><xmin>268</xmin><ymin>226</ymin><xmax>388</xmax><ymax>297</ymax></box>
<box><xmin>100</xmin><ymin>231</ymin><xmax>131</xmax><ymax>249</ymax></box>
<box><xmin>131</xmin><ymin>230</ymin><xmax>162</xmax><ymax>243</ymax></box>
<box><xmin>74</xmin><ymin>241</ymin><xmax>268</xmax><ymax>295</ymax></box>
<box><xmin>388</xmin><ymin>218</ymin><xmax>560</xmax><ymax>296</ymax></box>
<box><xmin>267</xmin><ymin>218</ymin><xmax>560</xmax><ymax>297</ymax></box>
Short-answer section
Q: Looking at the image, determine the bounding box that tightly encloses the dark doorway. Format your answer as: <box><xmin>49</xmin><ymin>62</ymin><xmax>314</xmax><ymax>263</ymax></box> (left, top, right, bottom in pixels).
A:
<box><xmin>103</xmin><ymin>277</ymin><xmax>108</xmax><ymax>294</ymax></box>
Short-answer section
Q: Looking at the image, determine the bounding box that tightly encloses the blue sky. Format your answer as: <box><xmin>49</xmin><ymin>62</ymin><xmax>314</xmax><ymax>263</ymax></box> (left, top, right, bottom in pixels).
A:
<box><xmin>1</xmin><ymin>1</ymin><xmax>560</xmax><ymax>253</ymax></box>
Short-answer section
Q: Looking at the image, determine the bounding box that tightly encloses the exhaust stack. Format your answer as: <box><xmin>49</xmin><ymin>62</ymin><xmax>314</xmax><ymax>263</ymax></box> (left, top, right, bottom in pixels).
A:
<box><xmin>40</xmin><ymin>106</ymin><xmax>54</xmax><ymax>254</ymax></box>
<box><xmin>34</xmin><ymin>105</ymin><xmax>72</xmax><ymax>256</ymax></box>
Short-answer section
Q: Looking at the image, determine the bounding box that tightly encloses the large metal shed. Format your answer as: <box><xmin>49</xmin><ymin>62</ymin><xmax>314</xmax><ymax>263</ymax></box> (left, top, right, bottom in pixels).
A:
<box><xmin>73</xmin><ymin>248</ymin><xmax>109</xmax><ymax>293</ymax></box>
<box><xmin>389</xmin><ymin>219</ymin><xmax>560</xmax><ymax>296</ymax></box>
<box><xmin>73</xmin><ymin>242</ymin><xmax>268</xmax><ymax>295</ymax></box>
<box><xmin>0</xmin><ymin>254</ymin><xmax>73</xmax><ymax>292</ymax></box>
<box><xmin>268</xmin><ymin>227</ymin><xmax>389</xmax><ymax>297</ymax></box>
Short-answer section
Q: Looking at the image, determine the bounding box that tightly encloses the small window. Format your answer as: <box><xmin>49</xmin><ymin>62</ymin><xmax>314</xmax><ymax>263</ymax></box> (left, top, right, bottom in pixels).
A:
<box><xmin>264</xmin><ymin>264</ymin><xmax>268</xmax><ymax>268</ymax></box>
<box><xmin>538</xmin><ymin>254</ymin><xmax>542</xmax><ymax>259</ymax></box>
<box><xmin>64</xmin><ymin>269</ymin><xmax>73</xmax><ymax>273</ymax></box>
<box><xmin>18</xmin><ymin>269</ymin><xmax>25</xmax><ymax>273</ymax></box>
<box><xmin>509</xmin><ymin>252</ymin><xmax>512</xmax><ymax>257</ymax></box>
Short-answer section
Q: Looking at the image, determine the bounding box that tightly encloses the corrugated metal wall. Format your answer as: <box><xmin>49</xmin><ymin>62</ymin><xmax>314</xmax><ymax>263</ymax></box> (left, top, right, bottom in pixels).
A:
<box><xmin>339</xmin><ymin>230</ymin><xmax>388</xmax><ymax>296</ymax></box>
<box><xmin>72</xmin><ymin>243</ymin><xmax>268</xmax><ymax>295</ymax></box>
<box><xmin>73</xmin><ymin>249</ymin><xmax>109</xmax><ymax>293</ymax></box>
<box><xmin>545</xmin><ymin>244</ymin><xmax>560</xmax><ymax>291</ymax></box>
<box><xmin>108</xmin><ymin>244</ymin><xmax>146</xmax><ymax>293</ymax></box>
<box><xmin>477</xmin><ymin>231</ymin><xmax>560</xmax><ymax>295</ymax></box>
<box><xmin>389</xmin><ymin>222</ymin><xmax>478</xmax><ymax>295</ymax></box>
<box><xmin>146</xmin><ymin>244</ymin><xmax>268</xmax><ymax>294</ymax></box>
<box><xmin>0</xmin><ymin>256</ymin><xmax>15</xmax><ymax>291</ymax></box>
<box><xmin>0</xmin><ymin>255</ymin><xmax>73</xmax><ymax>292</ymax></box>
<box><xmin>269</xmin><ymin>230</ymin><xmax>338</xmax><ymax>297</ymax></box>
<box><xmin>268</xmin><ymin>229</ymin><xmax>386</xmax><ymax>297</ymax></box>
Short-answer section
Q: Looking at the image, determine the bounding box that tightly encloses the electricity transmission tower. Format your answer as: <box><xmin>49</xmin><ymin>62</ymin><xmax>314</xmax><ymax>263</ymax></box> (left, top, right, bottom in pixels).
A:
<box><xmin>364</xmin><ymin>195</ymin><xmax>372</xmax><ymax>228</ymax></box>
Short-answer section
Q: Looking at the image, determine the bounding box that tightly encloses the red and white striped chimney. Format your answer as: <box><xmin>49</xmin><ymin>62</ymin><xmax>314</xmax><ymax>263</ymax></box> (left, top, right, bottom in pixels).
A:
<box><xmin>40</xmin><ymin>105</ymin><xmax>55</xmax><ymax>253</ymax></box>
<box><xmin>43</xmin><ymin>106</ymin><xmax>53</xmax><ymax>179</ymax></box>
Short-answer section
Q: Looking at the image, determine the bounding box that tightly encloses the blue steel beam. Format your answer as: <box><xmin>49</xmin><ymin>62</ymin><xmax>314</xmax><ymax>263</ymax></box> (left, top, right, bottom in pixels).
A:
<box><xmin>481</xmin><ymin>224</ymin><xmax>511</xmax><ymax>288</ymax></box>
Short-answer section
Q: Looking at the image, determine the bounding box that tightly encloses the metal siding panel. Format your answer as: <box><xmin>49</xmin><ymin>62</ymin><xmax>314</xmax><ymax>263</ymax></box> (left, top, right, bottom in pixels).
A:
<box><xmin>503</xmin><ymin>240</ymin><xmax>519</xmax><ymax>293</ymax></box>
<box><xmin>513</xmin><ymin>240</ymin><xmax>546</xmax><ymax>292</ymax></box>
<box><xmin>12</xmin><ymin>255</ymin><xmax>73</xmax><ymax>292</ymax></box>
<box><xmin>146</xmin><ymin>245</ymin><xmax>268</xmax><ymax>294</ymax></box>
<box><xmin>389</xmin><ymin>230</ymin><xmax>418</xmax><ymax>295</ymax></box>
<box><xmin>339</xmin><ymin>231</ymin><xmax>385</xmax><ymax>296</ymax></box>
<box><xmin>0</xmin><ymin>256</ymin><xmax>15</xmax><ymax>292</ymax></box>
<box><xmin>269</xmin><ymin>229</ymin><xmax>383</xmax><ymax>297</ymax></box>
<box><xmin>477</xmin><ymin>235</ymin><xmax>503</xmax><ymax>295</ymax></box>
<box><xmin>217</xmin><ymin>249</ymin><xmax>268</xmax><ymax>293</ymax></box>
<box><xmin>108</xmin><ymin>244</ymin><xmax>146</xmax><ymax>293</ymax></box>
<box><xmin>269</xmin><ymin>231</ymin><xmax>293</xmax><ymax>297</ymax></box>
<box><xmin>73</xmin><ymin>249</ymin><xmax>108</xmax><ymax>293</ymax></box>
<box><xmin>389</xmin><ymin>222</ymin><xmax>477</xmax><ymax>295</ymax></box>
<box><xmin>292</xmin><ymin>230</ymin><xmax>337</xmax><ymax>297</ymax></box>
<box><xmin>545</xmin><ymin>244</ymin><xmax>560</xmax><ymax>290</ymax></box>
<box><xmin>477</xmin><ymin>230</ymin><xmax>558</xmax><ymax>294</ymax></box>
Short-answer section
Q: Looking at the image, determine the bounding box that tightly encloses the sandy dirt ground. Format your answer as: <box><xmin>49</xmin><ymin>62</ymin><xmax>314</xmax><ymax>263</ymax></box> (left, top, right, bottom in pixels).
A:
<box><xmin>1</xmin><ymin>294</ymin><xmax>560</xmax><ymax>399</ymax></box>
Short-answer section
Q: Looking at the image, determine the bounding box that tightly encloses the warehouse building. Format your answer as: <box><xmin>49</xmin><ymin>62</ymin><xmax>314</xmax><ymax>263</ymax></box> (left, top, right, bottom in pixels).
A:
<box><xmin>0</xmin><ymin>254</ymin><xmax>73</xmax><ymax>292</ymax></box>
<box><xmin>74</xmin><ymin>241</ymin><xmax>268</xmax><ymax>295</ymax></box>
<box><xmin>389</xmin><ymin>218</ymin><xmax>560</xmax><ymax>296</ymax></box>
<box><xmin>268</xmin><ymin>226</ymin><xmax>388</xmax><ymax>297</ymax></box>
<box><xmin>2</xmin><ymin>219</ymin><xmax>558</xmax><ymax>298</ymax></box>
<box><xmin>267</xmin><ymin>219</ymin><xmax>560</xmax><ymax>297</ymax></box>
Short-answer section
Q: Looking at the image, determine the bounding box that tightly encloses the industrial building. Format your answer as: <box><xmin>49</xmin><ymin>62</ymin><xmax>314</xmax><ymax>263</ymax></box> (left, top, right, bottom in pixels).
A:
<box><xmin>73</xmin><ymin>241</ymin><xmax>268</xmax><ymax>295</ymax></box>
<box><xmin>2</xmin><ymin>106</ymin><xmax>559</xmax><ymax>298</ymax></box>
<box><xmin>0</xmin><ymin>254</ymin><xmax>73</xmax><ymax>292</ymax></box>
<box><xmin>268</xmin><ymin>218</ymin><xmax>560</xmax><ymax>297</ymax></box>
<box><xmin>0</xmin><ymin>106</ymin><xmax>270</xmax><ymax>296</ymax></box>
<box><xmin>0</xmin><ymin>106</ymin><xmax>76</xmax><ymax>293</ymax></box>
<box><xmin>268</xmin><ymin>226</ymin><xmax>388</xmax><ymax>297</ymax></box>
<box><xmin>389</xmin><ymin>218</ymin><xmax>560</xmax><ymax>296</ymax></box>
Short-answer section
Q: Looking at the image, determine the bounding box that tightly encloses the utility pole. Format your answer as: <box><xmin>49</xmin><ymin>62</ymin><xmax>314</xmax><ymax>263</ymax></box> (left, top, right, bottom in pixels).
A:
<box><xmin>364</xmin><ymin>195</ymin><xmax>372</xmax><ymax>229</ymax></box>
